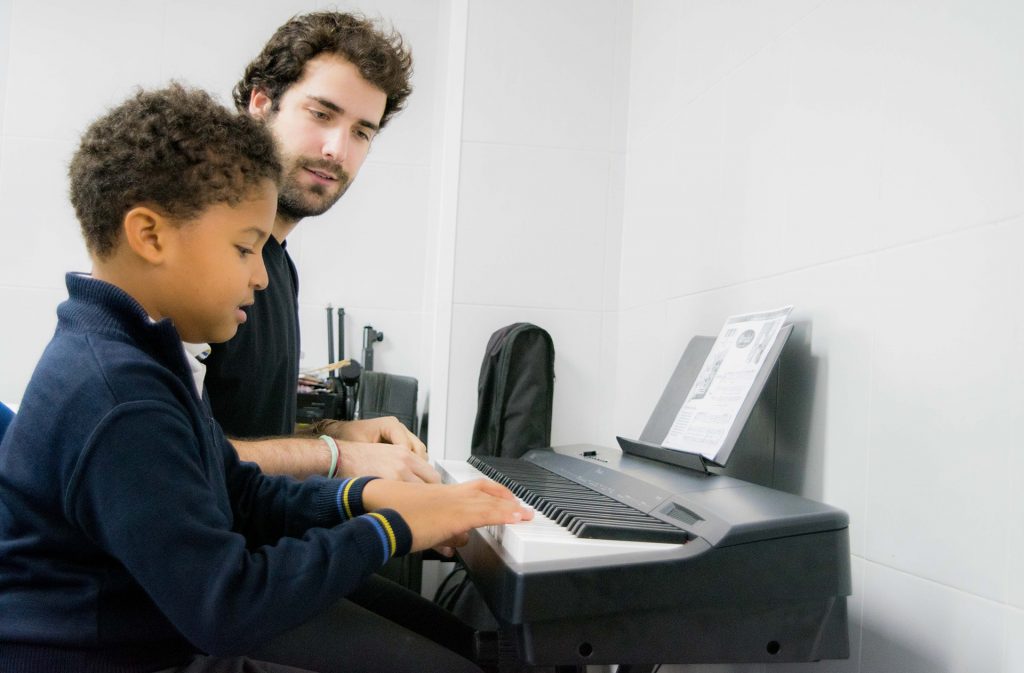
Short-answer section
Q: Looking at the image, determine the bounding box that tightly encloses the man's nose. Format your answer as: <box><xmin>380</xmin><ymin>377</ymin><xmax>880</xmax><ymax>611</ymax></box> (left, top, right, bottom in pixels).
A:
<box><xmin>322</xmin><ymin>128</ymin><xmax>349</xmax><ymax>163</ymax></box>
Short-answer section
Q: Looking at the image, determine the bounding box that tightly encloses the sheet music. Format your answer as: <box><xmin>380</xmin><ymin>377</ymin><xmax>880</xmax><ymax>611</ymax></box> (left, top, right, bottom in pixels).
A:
<box><xmin>662</xmin><ymin>306</ymin><xmax>793</xmax><ymax>461</ymax></box>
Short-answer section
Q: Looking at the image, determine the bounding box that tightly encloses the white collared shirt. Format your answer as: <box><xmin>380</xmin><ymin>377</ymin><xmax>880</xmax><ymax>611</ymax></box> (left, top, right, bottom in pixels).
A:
<box><xmin>182</xmin><ymin>342</ymin><xmax>212</xmax><ymax>397</ymax></box>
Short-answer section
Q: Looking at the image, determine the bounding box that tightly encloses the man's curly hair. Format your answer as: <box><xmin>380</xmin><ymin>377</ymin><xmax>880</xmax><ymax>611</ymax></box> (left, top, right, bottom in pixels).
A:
<box><xmin>233</xmin><ymin>12</ymin><xmax>413</xmax><ymax>129</ymax></box>
<box><xmin>70</xmin><ymin>84</ymin><xmax>282</xmax><ymax>259</ymax></box>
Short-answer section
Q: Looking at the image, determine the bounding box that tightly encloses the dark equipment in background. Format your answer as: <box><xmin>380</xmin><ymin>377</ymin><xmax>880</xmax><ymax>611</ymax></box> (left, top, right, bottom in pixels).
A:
<box><xmin>296</xmin><ymin>308</ymin><xmax>418</xmax><ymax>434</ymax></box>
<box><xmin>294</xmin><ymin>306</ymin><xmax>423</xmax><ymax>593</ymax></box>
<box><xmin>362</xmin><ymin>324</ymin><xmax>384</xmax><ymax>371</ymax></box>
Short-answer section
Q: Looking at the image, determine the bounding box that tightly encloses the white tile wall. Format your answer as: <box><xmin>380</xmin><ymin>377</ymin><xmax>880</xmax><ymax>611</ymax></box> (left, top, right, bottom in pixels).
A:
<box><xmin>461</xmin><ymin>0</ymin><xmax>624</xmax><ymax>153</ymax></box>
<box><xmin>1009</xmin><ymin>222</ymin><xmax>1024</xmax><ymax>613</ymax></box>
<box><xmin>0</xmin><ymin>136</ymin><xmax>87</xmax><ymax>289</ymax></box>
<box><xmin>0</xmin><ymin>285</ymin><xmax>64</xmax><ymax>404</ymax></box>
<box><xmin>453</xmin><ymin>142</ymin><xmax>612</xmax><ymax>311</ymax></box>
<box><xmin>876</xmin><ymin>0</ymin><xmax>1024</xmax><ymax>246</ymax></box>
<box><xmin>780</xmin><ymin>0</ymin><xmax>887</xmax><ymax>269</ymax></box>
<box><xmin>865</xmin><ymin>226</ymin><xmax>1014</xmax><ymax>601</ymax></box>
<box><xmin>620</xmin><ymin>80</ymin><xmax>734</xmax><ymax>307</ymax></box>
<box><xmin>860</xmin><ymin>562</ymin><xmax>1005</xmax><ymax>673</ymax></box>
<box><xmin>4</xmin><ymin>0</ymin><xmax>166</xmax><ymax>141</ymax></box>
<box><xmin>160</xmin><ymin>0</ymin><xmax>313</xmax><ymax>105</ymax></box>
<box><xmin>1005</xmin><ymin>607</ymin><xmax>1024</xmax><ymax>673</ymax></box>
<box><xmin>0</xmin><ymin>0</ymin><xmax>11</xmax><ymax>139</ymax></box>
<box><xmin>612</xmin><ymin>301</ymin><xmax>671</xmax><ymax>441</ymax></box>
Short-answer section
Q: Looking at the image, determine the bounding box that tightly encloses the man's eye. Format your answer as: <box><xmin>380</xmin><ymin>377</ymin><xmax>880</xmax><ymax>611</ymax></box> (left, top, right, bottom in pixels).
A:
<box><xmin>236</xmin><ymin>246</ymin><xmax>254</xmax><ymax>257</ymax></box>
<box><xmin>310</xmin><ymin>109</ymin><xmax>329</xmax><ymax>121</ymax></box>
<box><xmin>356</xmin><ymin>129</ymin><xmax>372</xmax><ymax>141</ymax></box>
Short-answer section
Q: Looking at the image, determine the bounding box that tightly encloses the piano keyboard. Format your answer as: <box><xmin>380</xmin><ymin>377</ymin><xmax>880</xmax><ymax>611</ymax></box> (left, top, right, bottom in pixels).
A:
<box><xmin>437</xmin><ymin>457</ymin><xmax>685</xmax><ymax>565</ymax></box>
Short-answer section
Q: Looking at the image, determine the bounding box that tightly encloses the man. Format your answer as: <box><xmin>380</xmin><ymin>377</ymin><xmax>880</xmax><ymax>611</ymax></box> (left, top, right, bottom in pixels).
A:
<box><xmin>205</xmin><ymin>11</ymin><xmax>440</xmax><ymax>484</ymax></box>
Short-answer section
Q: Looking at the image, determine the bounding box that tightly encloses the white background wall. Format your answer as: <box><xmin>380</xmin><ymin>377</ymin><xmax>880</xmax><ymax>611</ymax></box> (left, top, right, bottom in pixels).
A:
<box><xmin>2</xmin><ymin>1</ymin><xmax>1023</xmax><ymax>672</ymax></box>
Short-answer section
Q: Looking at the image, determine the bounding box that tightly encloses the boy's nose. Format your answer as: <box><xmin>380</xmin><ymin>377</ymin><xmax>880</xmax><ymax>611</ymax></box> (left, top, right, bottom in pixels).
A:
<box><xmin>252</xmin><ymin>257</ymin><xmax>269</xmax><ymax>291</ymax></box>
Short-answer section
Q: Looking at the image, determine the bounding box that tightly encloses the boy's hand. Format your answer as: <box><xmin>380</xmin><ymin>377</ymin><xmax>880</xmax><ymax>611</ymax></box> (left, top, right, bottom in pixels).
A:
<box><xmin>361</xmin><ymin>479</ymin><xmax>534</xmax><ymax>553</ymax></box>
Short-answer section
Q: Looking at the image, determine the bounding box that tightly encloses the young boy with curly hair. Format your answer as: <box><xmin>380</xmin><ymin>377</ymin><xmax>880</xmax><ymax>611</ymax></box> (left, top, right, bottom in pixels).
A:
<box><xmin>0</xmin><ymin>84</ymin><xmax>529</xmax><ymax>673</ymax></box>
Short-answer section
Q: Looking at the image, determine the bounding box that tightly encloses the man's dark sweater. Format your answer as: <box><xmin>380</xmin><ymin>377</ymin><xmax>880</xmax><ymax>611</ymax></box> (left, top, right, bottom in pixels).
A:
<box><xmin>0</xmin><ymin>274</ymin><xmax>412</xmax><ymax>672</ymax></box>
<box><xmin>205</xmin><ymin>236</ymin><xmax>299</xmax><ymax>437</ymax></box>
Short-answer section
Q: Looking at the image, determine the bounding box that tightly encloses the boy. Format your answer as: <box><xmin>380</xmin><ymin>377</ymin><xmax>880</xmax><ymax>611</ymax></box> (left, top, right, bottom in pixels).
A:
<box><xmin>0</xmin><ymin>85</ymin><xmax>529</xmax><ymax>673</ymax></box>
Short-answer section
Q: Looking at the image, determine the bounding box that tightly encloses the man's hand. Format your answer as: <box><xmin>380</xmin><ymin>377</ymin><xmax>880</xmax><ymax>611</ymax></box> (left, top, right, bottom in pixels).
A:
<box><xmin>322</xmin><ymin>417</ymin><xmax>427</xmax><ymax>460</ymax></box>
<box><xmin>335</xmin><ymin>440</ymin><xmax>441</xmax><ymax>483</ymax></box>
<box><xmin>362</xmin><ymin>479</ymin><xmax>533</xmax><ymax>554</ymax></box>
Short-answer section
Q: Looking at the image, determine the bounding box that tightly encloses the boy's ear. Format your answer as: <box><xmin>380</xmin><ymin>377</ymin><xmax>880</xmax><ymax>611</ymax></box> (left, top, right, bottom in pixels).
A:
<box><xmin>249</xmin><ymin>87</ymin><xmax>273</xmax><ymax>119</ymax></box>
<box><xmin>122</xmin><ymin>206</ymin><xmax>171</xmax><ymax>264</ymax></box>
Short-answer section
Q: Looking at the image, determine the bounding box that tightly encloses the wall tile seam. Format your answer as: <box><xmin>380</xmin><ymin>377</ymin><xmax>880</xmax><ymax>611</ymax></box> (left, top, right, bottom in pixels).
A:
<box><xmin>362</xmin><ymin>157</ymin><xmax>433</xmax><ymax>169</ymax></box>
<box><xmin>601</xmin><ymin>158</ymin><xmax>621</xmax><ymax>315</ymax></box>
<box><xmin>858</xmin><ymin>555</ymin><xmax>1019</xmax><ymax>608</ymax></box>
<box><xmin>460</xmin><ymin>137</ymin><xmax>628</xmax><ymax>157</ymax></box>
<box><xmin>296</xmin><ymin>302</ymin><xmax>424</xmax><ymax>315</ymax></box>
<box><xmin>671</xmin><ymin>0</ymin><xmax>831</xmax><ymax>111</ymax></box>
<box><xmin>452</xmin><ymin>300</ymin><xmax>608</xmax><ymax>315</ymax></box>
<box><xmin>618</xmin><ymin>213</ymin><xmax>1024</xmax><ymax>311</ymax></box>
<box><xmin>0</xmin><ymin>132</ymin><xmax>70</xmax><ymax>143</ymax></box>
<box><xmin>0</xmin><ymin>282</ymin><xmax>67</xmax><ymax>292</ymax></box>
<box><xmin>0</xmin><ymin>0</ymin><xmax>11</xmax><ymax>142</ymax></box>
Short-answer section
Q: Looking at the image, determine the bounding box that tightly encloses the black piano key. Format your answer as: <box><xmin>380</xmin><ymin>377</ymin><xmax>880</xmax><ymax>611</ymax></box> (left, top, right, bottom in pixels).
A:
<box><xmin>467</xmin><ymin>455</ymin><xmax>690</xmax><ymax>545</ymax></box>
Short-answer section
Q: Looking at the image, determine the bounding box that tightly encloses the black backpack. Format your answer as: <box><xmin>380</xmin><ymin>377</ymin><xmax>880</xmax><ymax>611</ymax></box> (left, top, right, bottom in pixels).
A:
<box><xmin>470</xmin><ymin>323</ymin><xmax>555</xmax><ymax>458</ymax></box>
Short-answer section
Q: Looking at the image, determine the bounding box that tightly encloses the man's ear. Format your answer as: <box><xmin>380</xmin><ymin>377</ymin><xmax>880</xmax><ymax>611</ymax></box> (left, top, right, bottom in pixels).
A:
<box><xmin>249</xmin><ymin>87</ymin><xmax>274</xmax><ymax>119</ymax></box>
<box><xmin>122</xmin><ymin>206</ymin><xmax>170</xmax><ymax>265</ymax></box>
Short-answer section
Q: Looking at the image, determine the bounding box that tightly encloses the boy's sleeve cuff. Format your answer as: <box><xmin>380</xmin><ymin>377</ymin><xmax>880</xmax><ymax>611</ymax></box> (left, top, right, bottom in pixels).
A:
<box><xmin>361</xmin><ymin>508</ymin><xmax>413</xmax><ymax>562</ymax></box>
<box><xmin>313</xmin><ymin>476</ymin><xmax>379</xmax><ymax>525</ymax></box>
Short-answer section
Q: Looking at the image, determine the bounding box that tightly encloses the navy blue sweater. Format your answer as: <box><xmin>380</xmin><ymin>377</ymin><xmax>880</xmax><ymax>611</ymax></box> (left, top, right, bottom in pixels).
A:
<box><xmin>0</xmin><ymin>274</ymin><xmax>412</xmax><ymax>672</ymax></box>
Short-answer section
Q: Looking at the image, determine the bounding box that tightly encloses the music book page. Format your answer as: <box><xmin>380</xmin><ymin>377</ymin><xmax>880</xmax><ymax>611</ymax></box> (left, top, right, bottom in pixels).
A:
<box><xmin>661</xmin><ymin>306</ymin><xmax>793</xmax><ymax>461</ymax></box>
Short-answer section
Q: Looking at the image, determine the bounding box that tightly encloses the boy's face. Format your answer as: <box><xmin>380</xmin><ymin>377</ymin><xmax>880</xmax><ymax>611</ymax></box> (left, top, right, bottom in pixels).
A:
<box><xmin>250</xmin><ymin>54</ymin><xmax>388</xmax><ymax>222</ymax></box>
<box><xmin>161</xmin><ymin>180</ymin><xmax>278</xmax><ymax>343</ymax></box>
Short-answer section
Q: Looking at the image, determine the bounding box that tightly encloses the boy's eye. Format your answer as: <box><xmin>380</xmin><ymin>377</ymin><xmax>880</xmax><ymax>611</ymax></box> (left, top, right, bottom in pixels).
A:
<box><xmin>310</xmin><ymin>109</ymin><xmax>329</xmax><ymax>121</ymax></box>
<box><xmin>236</xmin><ymin>246</ymin><xmax>255</xmax><ymax>257</ymax></box>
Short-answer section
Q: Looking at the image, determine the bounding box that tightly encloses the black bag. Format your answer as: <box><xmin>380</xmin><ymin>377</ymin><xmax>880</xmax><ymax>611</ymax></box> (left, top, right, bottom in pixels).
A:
<box><xmin>356</xmin><ymin>371</ymin><xmax>418</xmax><ymax>433</ymax></box>
<box><xmin>471</xmin><ymin>323</ymin><xmax>555</xmax><ymax>458</ymax></box>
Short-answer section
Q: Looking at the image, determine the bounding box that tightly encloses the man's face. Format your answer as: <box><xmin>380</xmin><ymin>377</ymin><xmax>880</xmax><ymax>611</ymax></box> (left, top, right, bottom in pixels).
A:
<box><xmin>250</xmin><ymin>54</ymin><xmax>388</xmax><ymax>222</ymax></box>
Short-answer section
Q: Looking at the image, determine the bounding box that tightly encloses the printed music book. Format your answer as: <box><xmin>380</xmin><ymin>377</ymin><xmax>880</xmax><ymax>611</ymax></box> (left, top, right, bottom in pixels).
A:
<box><xmin>617</xmin><ymin>306</ymin><xmax>793</xmax><ymax>474</ymax></box>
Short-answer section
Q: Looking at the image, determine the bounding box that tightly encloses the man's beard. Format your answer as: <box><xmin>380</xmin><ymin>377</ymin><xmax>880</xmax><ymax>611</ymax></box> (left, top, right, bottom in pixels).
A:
<box><xmin>276</xmin><ymin>158</ymin><xmax>351</xmax><ymax>222</ymax></box>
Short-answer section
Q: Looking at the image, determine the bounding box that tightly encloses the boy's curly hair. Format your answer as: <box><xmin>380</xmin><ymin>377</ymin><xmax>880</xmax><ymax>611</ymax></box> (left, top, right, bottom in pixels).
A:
<box><xmin>233</xmin><ymin>11</ymin><xmax>413</xmax><ymax>129</ymax></box>
<box><xmin>70</xmin><ymin>84</ymin><xmax>282</xmax><ymax>259</ymax></box>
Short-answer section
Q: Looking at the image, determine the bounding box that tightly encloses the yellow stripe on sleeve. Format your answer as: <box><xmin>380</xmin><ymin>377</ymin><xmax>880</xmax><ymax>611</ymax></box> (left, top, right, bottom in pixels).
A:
<box><xmin>368</xmin><ymin>512</ymin><xmax>398</xmax><ymax>557</ymax></box>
